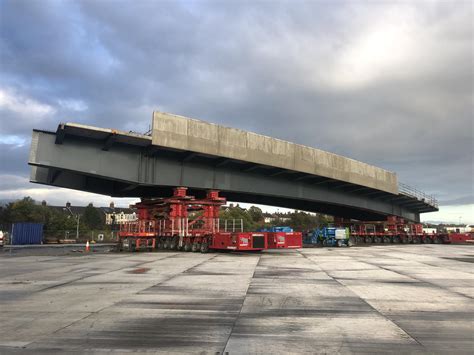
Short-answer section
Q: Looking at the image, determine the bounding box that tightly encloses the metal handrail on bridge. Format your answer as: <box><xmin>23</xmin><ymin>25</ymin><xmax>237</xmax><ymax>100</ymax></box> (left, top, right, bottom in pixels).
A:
<box><xmin>399</xmin><ymin>183</ymin><xmax>438</xmax><ymax>208</ymax></box>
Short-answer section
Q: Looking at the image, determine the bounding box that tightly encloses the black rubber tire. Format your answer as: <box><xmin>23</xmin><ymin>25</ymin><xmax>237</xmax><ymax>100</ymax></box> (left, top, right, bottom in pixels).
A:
<box><xmin>434</xmin><ymin>236</ymin><xmax>442</xmax><ymax>244</ymax></box>
<box><xmin>192</xmin><ymin>242</ymin><xmax>200</xmax><ymax>252</ymax></box>
<box><xmin>383</xmin><ymin>236</ymin><xmax>391</xmax><ymax>244</ymax></box>
<box><xmin>423</xmin><ymin>237</ymin><xmax>432</xmax><ymax>244</ymax></box>
<box><xmin>365</xmin><ymin>236</ymin><xmax>373</xmax><ymax>244</ymax></box>
<box><xmin>392</xmin><ymin>236</ymin><xmax>401</xmax><ymax>244</ymax></box>
<box><xmin>129</xmin><ymin>238</ymin><xmax>136</xmax><ymax>252</ymax></box>
<box><xmin>169</xmin><ymin>236</ymin><xmax>178</xmax><ymax>250</ymax></box>
<box><xmin>200</xmin><ymin>242</ymin><xmax>209</xmax><ymax>253</ymax></box>
<box><xmin>374</xmin><ymin>236</ymin><xmax>382</xmax><ymax>244</ymax></box>
<box><xmin>412</xmin><ymin>236</ymin><xmax>421</xmax><ymax>244</ymax></box>
<box><xmin>184</xmin><ymin>242</ymin><xmax>192</xmax><ymax>252</ymax></box>
<box><xmin>163</xmin><ymin>238</ymin><xmax>170</xmax><ymax>249</ymax></box>
<box><xmin>157</xmin><ymin>237</ymin><xmax>164</xmax><ymax>249</ymax></box>
<box><xmin>356</xmin><ymin>236</ymin><xmax>363</xmax><ymax>244</ymax></box>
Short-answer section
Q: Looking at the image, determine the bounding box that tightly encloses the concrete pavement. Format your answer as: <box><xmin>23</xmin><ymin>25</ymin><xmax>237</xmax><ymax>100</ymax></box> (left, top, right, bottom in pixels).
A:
<box><xmin>0</xmin><ymin>245</ymin><xmax>472</xmax><ymax>353</ymax></box>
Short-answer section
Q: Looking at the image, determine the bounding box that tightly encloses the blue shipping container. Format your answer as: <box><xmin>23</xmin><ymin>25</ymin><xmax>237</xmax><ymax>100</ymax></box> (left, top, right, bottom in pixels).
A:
<box><xmin>11</xmin><ymin>223</ymin><xmax>43</xmax><ymax>245</ymax></box>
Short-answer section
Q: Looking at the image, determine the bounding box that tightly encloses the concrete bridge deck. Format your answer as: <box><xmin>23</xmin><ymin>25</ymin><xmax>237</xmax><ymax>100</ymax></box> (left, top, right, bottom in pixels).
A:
<box><xmin>28</xmin><ymin>112</ymin><xmax>437</xmax><ymax>221</ymax></box>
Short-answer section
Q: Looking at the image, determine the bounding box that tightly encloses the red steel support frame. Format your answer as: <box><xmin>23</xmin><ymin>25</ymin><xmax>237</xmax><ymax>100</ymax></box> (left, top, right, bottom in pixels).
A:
<box><xmin>118</xmin><ymin>187</ymin><xmax>272</xmax><ymax>252</ymax></box>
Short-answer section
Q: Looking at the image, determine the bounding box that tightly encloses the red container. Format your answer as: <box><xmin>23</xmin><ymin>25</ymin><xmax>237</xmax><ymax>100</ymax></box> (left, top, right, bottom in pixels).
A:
<box><xmin>267</xmin><ymin>232</ymin><xmax>303</xmax><ymax>249</ymax></box>
<box><xmin>445</xmin><ymin>233</ymin><xmax>474</xmax><ymax>244</ymax></box>
<box><xmin>210</xmin><ymin>232</ymin><xmax>267</xmax><ymax>251</ymax></box>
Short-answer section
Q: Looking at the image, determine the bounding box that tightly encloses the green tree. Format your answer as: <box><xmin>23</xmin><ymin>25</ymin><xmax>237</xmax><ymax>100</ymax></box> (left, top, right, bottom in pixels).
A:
<box><xmin>247</xmin><ymin>206</ymin><xmax>264</xmax><ymax>224</ymax></box>
<box><xmin>82</xmin><ymin>203</ymin><xmax>103</xmax><ymax>230</ymax></box>
<box><xmin>220</xmin><ymin>205</ymin><xmax>255</xmax><ymax>231</ymax></box>
<box><xmin>7</xmin><ymin>197</ymin><xmax>44</xmax><ymax>223</ymax></box>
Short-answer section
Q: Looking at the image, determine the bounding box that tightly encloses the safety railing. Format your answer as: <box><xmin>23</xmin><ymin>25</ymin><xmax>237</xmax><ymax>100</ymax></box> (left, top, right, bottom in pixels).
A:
<box><xmin>220</xmin><ymin>219</ymin><xmax>244</xmax><ymax>232</ymax></box>
<box><xmin>399</xmin><ymin>183</ymin><xmax>438</xmax><ymax>208</ymax></box>
<box><xmin>119</xmin><ymin>220</ymin><xmax>157</xmax><ymax>234</ymax></box>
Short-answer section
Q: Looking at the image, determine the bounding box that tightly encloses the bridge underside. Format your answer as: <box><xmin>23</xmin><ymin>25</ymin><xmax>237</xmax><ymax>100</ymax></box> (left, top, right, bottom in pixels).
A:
<box><xmin>29</xmin><ymin>126</ymin><xmax>437</xmax><ymax>221</ymax></box>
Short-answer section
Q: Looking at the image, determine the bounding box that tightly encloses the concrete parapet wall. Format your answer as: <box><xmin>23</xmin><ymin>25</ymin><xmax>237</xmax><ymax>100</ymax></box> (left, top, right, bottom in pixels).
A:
<box><xmin>152</xmin><ymin>111</ymin><xmax>398</xmax><ymax>194</ymax></box>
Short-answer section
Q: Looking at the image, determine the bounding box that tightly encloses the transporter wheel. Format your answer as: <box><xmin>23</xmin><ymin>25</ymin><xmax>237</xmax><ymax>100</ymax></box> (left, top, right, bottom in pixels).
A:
<box><xmin>192</xmin><ymin>242</ymin><xmax>201</xmax><ymax>252</ymax></box>
<box><xmin>163</xmin><ymin>238</ymin><xmax>170</xmax><ymax>249</ymax></box>
<box><xmin>393</xmin><ymin>236</ymin><xmax>401</xmax><ymax>244</ymax></box>
<box><xmin>129</xmin><ymin>238</ymin><xmax>136</xmax><ymax>252</ymax></box>
<box><xmin>365</xmin><ymin>236</ymin><xmax>373</xmax><ymax>244</ymax></box>
<box><xmin>374</xmin><ymin>236</ymin><xmax>382</xmax><ymax>244</ymax></box>
<box><xmin>383</xmin><ymin>236</ymin><xmax>391</xmax><ymax>244</ymax></box>
<box><xmin>434</xmin><ymin>236</ymin><xmax>443</xmax><ymax>244</ymax></box>
<box><xmin>412</xmin><ymin>236</ymin><xmax>421</xmax><ymax>244</ymax></box>
<box><xmin>423</xmin><ymin>237</ymin><xmax>432</xmax><ymax>244</ymax></box>
<box><xmin>152</xmin><ymin>238</ymin><xmax>160</xmax><ymax>251</ymax></box>
<box><xmin>200</xmin><ymin>242</ymin><xmax>209</xmax><ymax>253</ymax></box>
<box><xmin>157</xmin><ymin>237</ymin><xmax>164</xmax><ymax>249</ymax></box>
<box><xmin>184</xmin><ymin>242</ymin><xmax>192</xmax><ymax>252</ymax></box>
<box><xmin>356</xmin><ymin>236</ymin><xmax>363</xmax><ymax>244</ymax></box>
<box><xmin>169</xmin><ymin>236</ymin><xmax>179</xmax><ymax>250</ymax></box>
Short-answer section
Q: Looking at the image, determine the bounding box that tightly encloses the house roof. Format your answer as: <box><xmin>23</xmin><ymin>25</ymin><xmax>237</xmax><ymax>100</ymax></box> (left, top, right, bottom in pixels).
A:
<box><xmin>48</xmin><ymin>205</ymin><xmax>135</xmax><ymax>216</ymax></box>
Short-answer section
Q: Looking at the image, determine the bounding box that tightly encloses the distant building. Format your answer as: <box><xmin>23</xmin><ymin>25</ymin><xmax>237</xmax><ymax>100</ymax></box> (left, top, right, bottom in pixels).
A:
<box><xmin>101</xmin><ymin>202</ymin><xmax>137</xmax><ymax>225</ymax></box>
<box><xmin>264</xmin><ymin>217</ymin><xmax>291</xmax><ymax>223</ymax></box>
<box><xmin>49</xmin><ymin>202</ymin><xmax>136</xmax><ymax>225</ymax></box>
<box><xmin>222</xmin><ymin>203</ymin><xmax>246</xmax><ymax>213</ymax></box>
<box><xmin>49</xmin><ymin>201</ymin><xmax>87</xmax><ymax>217</ymax></box>
<box><xmin>446</xmin><ymin>225</ymin><xmax>474</xmax><ymax>234</ymax></box>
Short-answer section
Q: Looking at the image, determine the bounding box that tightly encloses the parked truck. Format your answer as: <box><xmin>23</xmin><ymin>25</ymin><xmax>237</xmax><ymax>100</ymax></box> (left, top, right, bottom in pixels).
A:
<box><xmin>305</xmin><ymin>227</ymin><xmax>350</xmax><ymax>247</ymax></box>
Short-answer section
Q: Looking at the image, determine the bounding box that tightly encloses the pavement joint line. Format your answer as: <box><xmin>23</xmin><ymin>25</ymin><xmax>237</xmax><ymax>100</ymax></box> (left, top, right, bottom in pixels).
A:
<box><xmin>35</xmin><ymin>253</ymin><xmax>180</xmax><ymax>293</ymax></box>
<box><xmin>25</xmin><ymin>253</ymin><xmax>217</xmax><ymax>349</ymax></box>
<box><xmin>296</xmin><ymin>250</ymin><xmax>425</xmax><ymax>349</ymax></box>
<box><xmin>181</xmin><ymin>253</ymin><xmax>219</xmax><ymax>274</ymax></box>
<box><xmin>0</xmin><ymin>252</ymin><xmax>142</xmax><ymax>280</ymax></box>
<box><xmin>138</xmin><ymin>253</ymin><xmax>218</xmax><ymax>295</ymax></box>
<box><xmin>222</xmin><ymin>253</ymin><xmax>261</xmax><ymax>354</ymax></box>
<box><xmin>353</xmin><ymin>257</ymin><xmax>474</xmax><ymax>301</ymax></box>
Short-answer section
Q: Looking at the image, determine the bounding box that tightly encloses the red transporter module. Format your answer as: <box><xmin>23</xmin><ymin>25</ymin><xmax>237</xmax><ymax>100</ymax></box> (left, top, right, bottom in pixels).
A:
<box><xmin>267</xmin><ymin>231</ymin><xmax>303</xmax><ymax>249</ymax></box>
<box><xmin>118</xmin><ymin>187</ymin><xmax>269</xmax><ymax>252</ymax></box>
<box><xmin>210</xmin><ymin>232</ymin><xmax>267</xmax><ymax>251</ymax></box>
<box><xmin>445</xmin><ymin>233</ymin><xmax>474</xmax><ymax>244</ymax></box>
<box><xmin>337</xmin><ymin>215</ymin><xmax>445</xmax><ymax>244</ymax></box>
<box><xmin>118</xmin><ymin>207</ymin><xmax>158</xmax><ymax>251</ymax></box>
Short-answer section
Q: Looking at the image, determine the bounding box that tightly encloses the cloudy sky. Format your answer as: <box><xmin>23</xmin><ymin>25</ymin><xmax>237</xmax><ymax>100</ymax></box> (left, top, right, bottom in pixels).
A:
<box><xmin>0</xmin><ymin>0</ymin><xmax>472</xmax><ymax>223</ymax></box>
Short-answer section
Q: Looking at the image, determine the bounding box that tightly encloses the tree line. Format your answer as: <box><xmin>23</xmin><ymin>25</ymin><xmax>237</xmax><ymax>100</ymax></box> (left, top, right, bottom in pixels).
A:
<box><xmin>0</xmin><ymin>197</ymin><xmax>333</xmax><ymax>238</ymax></box>
<box><xmin>220</xmin><ymin>205</ymin><xmax>332</xmax><ymax>231</ymax></box>
<box><xmin>0</xmin><ymin>197</ymin><xmax>106</xmax><ymax>238</ymax></box>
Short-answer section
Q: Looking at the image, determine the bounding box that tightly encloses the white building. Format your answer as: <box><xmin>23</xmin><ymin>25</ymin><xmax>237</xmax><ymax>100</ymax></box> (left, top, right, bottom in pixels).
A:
<box><xmin>105</xmin><ymin>211</ymin><xmax>137</xmax><ymax>225</ymax></box>
<box><xmin>103</xmin><ymin>202</ymin><xmax>137</xmax><ymax>225</ymax></box>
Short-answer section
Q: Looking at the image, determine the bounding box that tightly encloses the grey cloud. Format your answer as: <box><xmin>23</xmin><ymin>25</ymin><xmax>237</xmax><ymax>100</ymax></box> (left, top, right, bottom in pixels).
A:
<box><xmin>0</xmin><ymin>143</ymin><xmax>30</xmax><ymax>175</ymax></box>
<box><xmin>0</xmin><ymin>0</ymin><xmax>472</xmax><ymax>207</ymax></box>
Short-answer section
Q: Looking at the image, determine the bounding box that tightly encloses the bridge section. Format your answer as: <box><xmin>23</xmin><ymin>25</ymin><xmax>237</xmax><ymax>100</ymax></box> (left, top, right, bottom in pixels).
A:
<box><xmin>152</xmin><ymin>111</ymin><xmax>398</xmax><ymax>194</ymax></box>
<box><xmin>28</xmin><ymin>113</ymin><xmax>438</xmax><ymax>221</ymax></box>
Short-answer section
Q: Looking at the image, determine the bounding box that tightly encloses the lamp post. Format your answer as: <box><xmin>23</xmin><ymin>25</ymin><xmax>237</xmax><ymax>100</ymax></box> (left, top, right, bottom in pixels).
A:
<box><xmin>76</xmin><ymin>214</ymin><xmax>80</xmax><ymax>240</ymax></box>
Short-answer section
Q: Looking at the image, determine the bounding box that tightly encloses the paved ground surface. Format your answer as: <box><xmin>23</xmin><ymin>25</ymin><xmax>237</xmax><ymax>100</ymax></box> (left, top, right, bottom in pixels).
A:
<box><xmin>0</xmin><ymin>245</ymin><xmax>472</xmax><ymax>354</ymax></box>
